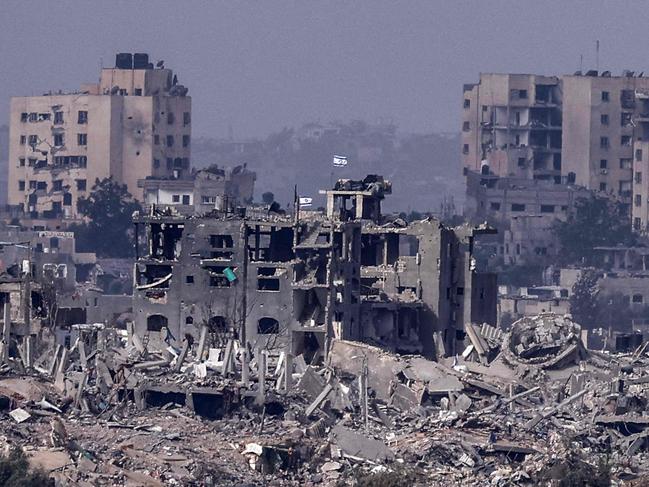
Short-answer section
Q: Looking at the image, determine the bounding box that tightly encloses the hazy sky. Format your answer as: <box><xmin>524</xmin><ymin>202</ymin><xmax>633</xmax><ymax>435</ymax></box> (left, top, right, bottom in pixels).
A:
<box><xmin>0</xmin><ymin>1</ymin><xmax>647</xmax><ymax>138</ymax></box>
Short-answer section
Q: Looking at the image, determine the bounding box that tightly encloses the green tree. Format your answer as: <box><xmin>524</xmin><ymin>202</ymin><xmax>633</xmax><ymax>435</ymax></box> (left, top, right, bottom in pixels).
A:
<box><xmin>570</xmin><ymin>269</ymin><xmax>601</xmax><ymax>328</ymax></box>
<box><xmin>552</xmin><ymin>196</ymin><xmax>636</xmax><ymax>265</ymax></box>
<box><xmin>70</xmin><ymin>177</ymin><xmax>141</xmax><ymax>258</ymax></box>
<box><xmin>0</xmin><ymin>448</ymin><xmax>51</xmax><ymax>486</ymax></box>
<box><xmin>597</xmin><ymin>292</ymin><xmax>634</xmax><ymax>331</ymax></box>
<box><xmin>262</xmin><ymin>191</ymin><xmax>275</xmax><ymax>205</ymax></box>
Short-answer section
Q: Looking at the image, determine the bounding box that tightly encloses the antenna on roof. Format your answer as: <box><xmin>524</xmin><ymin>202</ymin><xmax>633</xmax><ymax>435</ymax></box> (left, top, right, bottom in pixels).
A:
<box><xmin>580</xmin><ymin>54</ymin><xmax>583</xmax><ymax>73</ymax></box>
<box><xmin>596</xmin><ymin>40</ymin><xmax>600</xmax><ymax>73</ymax></box>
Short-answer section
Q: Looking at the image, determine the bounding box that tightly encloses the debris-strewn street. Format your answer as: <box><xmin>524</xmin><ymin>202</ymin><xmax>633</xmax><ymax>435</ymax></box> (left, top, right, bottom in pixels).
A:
<box><xmin>1</xmin><ymin>313</ymin><xmax>649</xmax><ymax>485</ymax></box>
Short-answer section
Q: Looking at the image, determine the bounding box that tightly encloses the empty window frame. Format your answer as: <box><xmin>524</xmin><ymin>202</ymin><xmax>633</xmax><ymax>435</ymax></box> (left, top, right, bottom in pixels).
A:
<box><xmin>257</xmin><ymin>317</ymin><xmax>279</xmax><ymax>334</ymax></box>
<box><xmin>210</xmin><ymin>234</ymin><xmax>234</xmax><ymax>248</ymax></box>
<box><xmin>207</xmin><ymin>266</ymin><xmax>234</xmax><ymax>287</ymax></box>
<box><xmin>257</xmin><ymin>267</ymin><xmax>280</xmax><ymax>291</ymax></box>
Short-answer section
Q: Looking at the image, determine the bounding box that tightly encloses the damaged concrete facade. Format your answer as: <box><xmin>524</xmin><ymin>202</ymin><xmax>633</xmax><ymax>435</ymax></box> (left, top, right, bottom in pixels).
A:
<box><xmin>323</xmin><ymin>177</ymin><xmax>497</xmax><ymax>358</ymax></box>
<box><xmin>7</xmin><ymin>53</ymin><xmax>191</xmax><ymax>228</ymax></box>
<box><xmin>132</xmin><ymin>206</ymin><xmax>362</xmax><ymax>362</ymax></box>
<box><xmin>131</xmin><ymin>176</ymin><xmax>498</xmax><ymax>364</ymax></box>
<box><xmin>463</xmin><ymin>71</ymin><xmax>649</xmax><ymax>226</ymax></box>
<box><xmin>139</xmin><ymin>165</ymin><xmax>256</xmax><ymax>215</ymax></box>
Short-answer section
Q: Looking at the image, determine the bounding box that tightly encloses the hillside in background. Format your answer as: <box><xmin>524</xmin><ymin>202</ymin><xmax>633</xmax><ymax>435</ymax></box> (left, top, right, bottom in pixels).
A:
<box><xmin>191</xmin><ymin>121</ymin><xmax>463</xmax><ymax>214</ymax></box>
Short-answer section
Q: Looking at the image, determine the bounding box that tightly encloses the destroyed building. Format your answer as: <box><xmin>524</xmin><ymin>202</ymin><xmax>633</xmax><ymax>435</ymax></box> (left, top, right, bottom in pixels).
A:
<box><xmin>138</xmin><ymin>164</ymin><xmax>257</xmax><ymax>215</ymax></box>
<box><xmin>132</xmin><ymin>175</ymin><xmax>497</xmax><ymax>360</ymax></box>
<box><xmin>132</xmin><ymin>205</ymin><xmax>362</xmax><ymax>362</ymax></box>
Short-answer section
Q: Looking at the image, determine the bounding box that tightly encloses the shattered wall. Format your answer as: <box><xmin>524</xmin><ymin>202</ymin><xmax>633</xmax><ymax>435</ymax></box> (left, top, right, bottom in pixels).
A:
<box><xmin>132</xmin><ymin>210</ymin><xmax>361</xmax><ymax>360</ymax></box>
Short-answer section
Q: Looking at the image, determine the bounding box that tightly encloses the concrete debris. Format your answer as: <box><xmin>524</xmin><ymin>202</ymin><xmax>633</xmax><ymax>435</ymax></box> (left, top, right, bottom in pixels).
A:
<box><xmin>9</xmin><ymin>407</ymin><xmax>31</xmax><ymax>423</ymax></box>
<box><xmin>1</xmin><ymin>310</ymin><xmax>649</xmax><ymax>484</ymax></box>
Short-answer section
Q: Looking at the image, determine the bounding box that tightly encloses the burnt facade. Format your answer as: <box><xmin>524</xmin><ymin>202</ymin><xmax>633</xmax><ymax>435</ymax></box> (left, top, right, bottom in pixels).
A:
<box><xmin>324</xmin><ymin>177</ymin><xmax>497</xmax><ymax>358</ymax></box>
<box><xmin>132</xmin><ymin>207</ymin><xmax>361</xmax><ymax>361</ymax></box>
<box><xmin>132</xmin><ymin>176</ymin><xmax>497</xmax><ymax>361</ymax></box>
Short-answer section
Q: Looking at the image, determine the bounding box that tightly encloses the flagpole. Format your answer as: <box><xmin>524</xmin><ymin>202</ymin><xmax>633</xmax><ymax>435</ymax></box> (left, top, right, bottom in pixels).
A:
<box><xmin>294</xmin><ymin>184</ymin><xmax>299</xmax><ymax>224</ymax></box>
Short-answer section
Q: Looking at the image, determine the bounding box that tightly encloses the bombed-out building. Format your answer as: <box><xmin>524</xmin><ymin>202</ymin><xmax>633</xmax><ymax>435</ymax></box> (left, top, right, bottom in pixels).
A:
<box><xmin>132</xmin><ymin>176</ymin><xmax>497</xmax><ymax>361</ymax></box>
<box><xmin>132</xmin><ymin>205</ymin><xmax>361</xmax><ymax>362</ymax></box>
<box><xmin>323</xmin><ymin>177</ymin><xmax>497</xmax><ymax>357</ymax></box>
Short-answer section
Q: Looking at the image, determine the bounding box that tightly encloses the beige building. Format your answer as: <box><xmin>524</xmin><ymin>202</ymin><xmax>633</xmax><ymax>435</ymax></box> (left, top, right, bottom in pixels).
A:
<box><xmin>632</xmin><ymin>91</ymin><xmax>649</xmax><ymax>232</ymax></box>
<box><xmin>463</xmin><ymin>71</ymin><xmax>649</xmax><ymax>219</ymax></box>
<box><xmin>139</xmin><ymin>165</ymin><xmax>257</xmax><ymax>215</ymax></box>
<box><xmin>8</xmin><ymin>53</ymin><xmax>191</xmax><ymax>228</ymax></box>
<box><xmin>462</xmin><ymin>74</ymin><xmax>562</xmax><ymax>182</ymax></box>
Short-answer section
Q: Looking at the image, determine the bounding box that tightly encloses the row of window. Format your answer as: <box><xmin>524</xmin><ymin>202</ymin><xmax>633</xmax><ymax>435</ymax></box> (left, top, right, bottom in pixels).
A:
<box><xmin>21</xmin><ymin>132</ymin><xmax>189</xmax><ymax>148</ymax></box>
<box><xmin>153</xmin><ymin>134</ymin><xmax>190</xmax><ymax>147</ymax></box>
<box><xmin>19</xmin><ymin>155</ymin><xmax>88</xmax><ymax>169</ymax></box>
<box><xmin>19</xmin><ymin>133</ymin><xmax>86</xmax><ymax>147</ymax></box>
<box><xmin>153</xmin><ymin>157</ymin><xmax>190</xmax><ymax>170</ymax></box>
<box><xmin>171</xmin><ymin>194</ymin><xmax>191</xmax><ymax>204</ymax></box>
<box><xmin>600</xmin><ymin>158</ymin><xmax>636</xmax><ymax>169</ymax></box>
<box><xmin>599</xmin><ymin>135</ymin><xmax>632</xmax><ymax>148</ymax></box>
<box><xmin>20</xmin><ymin>110</ymin><xmax>190</xmax><ymax>128</ymax></box>
<box><xmin>166</xmin><ymin>112</ymin><xmax>191</xmax><ymax>126</ymax></box>
<box><xmin>147</xmin><ymin>314</ymin><xmax>279</xmax><ymax>335</ymax></box>
<box><xmin>18</xmin><ymin>179</ymin><xmax>86</xmax><ymax>192</ymax></box>
<box><xmin>183</xmin><ymin>267</ymin><xmax>282</xmax><ymax>293</ymax></box>
<box><xmin>597</xmin><ymin>181</ymin><xmax>632</xmax><ymax>194</ymax></box>
<box><xmin>21</xmin><ymin>110</ymin><xmax>88</xmax><ymax>124</ymax></box>
<box><xmin>25</xmin><ymin>190</ymin><xmax>73</xmax><ymax>207</ymax></box>
<box><xmin>489</xmin><ymin>202</ymin><xmax>566</xmax><ymax>213</ymax></box>
<box><xmin>600</xmin><ymin>112</ymin><xmax>633</xmax><ymax>126</ymax></box>
<box><xmin>464</xmin><ymin>89</ymin><xmax>632</xmax><ymax>110</ymax></box>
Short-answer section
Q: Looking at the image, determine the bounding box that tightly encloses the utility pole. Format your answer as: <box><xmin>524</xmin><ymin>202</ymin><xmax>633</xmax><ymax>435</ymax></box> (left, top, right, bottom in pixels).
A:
<box><xmin>360</xmin><ymin>355</ymin><xmax>369</xmax><ymax>431</ymax></box>
<box><xmin>240</xmin><ymin>223</ymin><xmax>249</xmax><ymax>386</ymax></box>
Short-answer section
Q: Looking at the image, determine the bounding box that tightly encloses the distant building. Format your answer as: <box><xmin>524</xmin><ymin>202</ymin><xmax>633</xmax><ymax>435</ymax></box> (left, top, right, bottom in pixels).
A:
<box><xmin>0</xmin><ymin>125</ymin><xmax>8</xmax><ymax>207</ymax></box>
<box><xmin>462</xmin><ymin>74</ymin><xmax>562</xmax><ymax>182</ymax></box>
<box><xmin>498</xmin><ymin>285</ymin><xmax>570</xmax><ymax>324</ymax></box>
<box><xmin>0</xmin><ymin>225</ymin><xmax>95</xmax><ymax>293</ymax></box>
<box><xmin>7</xmin><ymin>52</ymin><xmax>191</xmax><ymax>228</ymax></box>
<box><xmin>464</xmin><ymin>169</ymin><xmax>589</xmax><ymax>225</ymax></box>
<box><xmin>139</xmin><ymin>165</ymin><xmax>256</xmax><ymax>215</ymax></box>
<box><xmin>462</xmin><ymin>71</ymin><xmax>649</xmax><ymax>220</ymax></box>
<box><xmin>464</xmin><ymin>169</ymin><xmax>591</xmax><ymax>265</ymax></box>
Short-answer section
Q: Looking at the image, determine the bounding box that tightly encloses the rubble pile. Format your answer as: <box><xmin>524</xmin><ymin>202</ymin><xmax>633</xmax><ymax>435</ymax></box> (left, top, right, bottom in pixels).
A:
<box><xmin>3</xmin><ymin>313</ymin><xmax>649</xmax><ymax>485</ymax></box>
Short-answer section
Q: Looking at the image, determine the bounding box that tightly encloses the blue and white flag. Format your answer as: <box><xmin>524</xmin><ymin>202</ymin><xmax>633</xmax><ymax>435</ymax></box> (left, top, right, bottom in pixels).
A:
<box><xmin>333</xmin><ymin>155</ymin><xmax>348</xmax><ymax>167</ymax></box>
<box><xmin>299</xmin><ymin>197</ymin><xmax>313</xmax><ymax>207</ymax></box>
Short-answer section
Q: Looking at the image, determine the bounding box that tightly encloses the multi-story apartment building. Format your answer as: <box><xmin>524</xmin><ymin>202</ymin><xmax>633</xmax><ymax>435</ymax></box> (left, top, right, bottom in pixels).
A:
<box><xmin>632</xmin><ymin>91</ymin><xmax>649</xmax><ymax>232</ymax></box>
<box><xmin>462</xmin><ymin>74</ymin><xmax>563</xmax><ymax>182</ymax></box>
<box><xmin>8</xmin><ymin>53</ymin><xmax>191</xmax><ymax>228</ymax></box>
<box><xmin>462</xmin><ymin>71</ymin><xmax>649</xmax><ymax>217</ymax></box>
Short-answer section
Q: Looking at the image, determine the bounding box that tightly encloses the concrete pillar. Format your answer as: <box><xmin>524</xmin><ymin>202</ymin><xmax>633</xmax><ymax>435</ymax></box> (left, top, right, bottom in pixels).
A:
<box><xmin>1</xmin><ymin>295</ymin><xmax>11</xmax><ymax>363</ymax></box>
<box><xmin>257</xmin><ymin>349</ymin><xmax>266</xmax><ymax>404</ymax></box>
<box><xmin>284</xmin><ymin>353</ymin><xmax>293</xmax><ymax>392</ymax></box>
<box><xmin>241</xmin><ymin>348</ymin><xmax>249</xmax><ymax>386</ymax></box>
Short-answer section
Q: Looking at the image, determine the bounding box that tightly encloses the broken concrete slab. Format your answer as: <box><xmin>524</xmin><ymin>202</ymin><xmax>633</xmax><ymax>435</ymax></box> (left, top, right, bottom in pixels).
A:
<box><xmin>331</xmin><ymin>424</ymin><xmax>395</xmax><ymax>462</ymax></box>
<box><xmin>9</xmin><ymin>407</ymin><xmax>31</xmax><ymax>423</ymax></box>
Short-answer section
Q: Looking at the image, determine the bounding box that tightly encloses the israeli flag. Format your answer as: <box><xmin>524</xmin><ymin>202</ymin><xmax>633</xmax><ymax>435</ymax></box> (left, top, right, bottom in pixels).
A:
<box><xmin>299</xmin><ymin>197</ymin><xmax>313</xmax><ymax>207</ymax></box>
<box><xmin>333</xmin><ymin>155</ymin><xmax>348</xmax><ymax>167</ymax></box>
